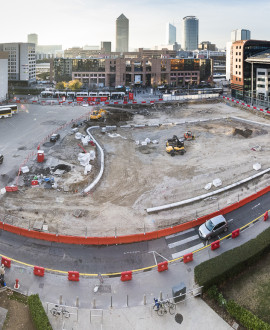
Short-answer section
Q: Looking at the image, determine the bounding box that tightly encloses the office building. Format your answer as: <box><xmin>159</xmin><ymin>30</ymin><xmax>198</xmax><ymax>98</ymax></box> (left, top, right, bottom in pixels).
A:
<box><xmin>101</xmin><ymin>42</ymin><xmax>111</xmax><ymax>53</ymax></box>
<box><xmin>0</xmin><ymin>52</ymin><xmax>8</xmax><ymax>102</ymax></box>
<box><xmin>54</xmin><ymin>51</ymin><xmax>212</xmax><ymax>88</ymax></box>
<box><xmin>231</xmin><ymin>29</ymin><xmax>251</xmax><ymax>42</ymax></box>
<box><xmin>198</xmin><ymin>41</ymin><xmax>216</xmax><ymax>51</ymax></box>
<box><xmin>28</xmin><ymin>33</ymin><xmax>38</xmax><ymax>45</ymax></box>
<box><xmin>166</xmin><ymin>23</ymin><xmax>176</xmax><ymax>45</ymax></box>
<box><xmin>182</xmin><ymin>16</ymin><xmax>199</xmax><ymax>51</ymax></box>
<box><xmin>0</xmin><ymin>43</ymin><xmax>36</xmax><ymax>85</ymax></box>
<box><xmin>116</xmin><ymin>14</ymin><xmax>129</xmax><ymax>52</ymax></box>
<box><xmin>226</xmin><ymin>29</ymin><xmax>251</xmax><ymax>81</ymax></box>
<box><xmin>230</xmin><ymin>39</ymin><xmax>270</xmax><ymax>99</ymax></box>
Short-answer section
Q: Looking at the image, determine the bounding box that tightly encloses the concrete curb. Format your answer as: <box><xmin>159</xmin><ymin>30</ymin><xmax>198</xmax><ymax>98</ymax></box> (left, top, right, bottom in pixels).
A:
<box><xmin>147</xmin><ymin>168</ymin><xmax>270</xmax><ymax>213</ymax></box>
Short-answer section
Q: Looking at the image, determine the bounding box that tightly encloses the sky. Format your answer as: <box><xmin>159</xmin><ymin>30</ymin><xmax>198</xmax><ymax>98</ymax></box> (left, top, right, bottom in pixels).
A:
<box><xmin>1</xmin><ymin>0</ymin><xmax>270</xmax><ymax>51</ymax></box>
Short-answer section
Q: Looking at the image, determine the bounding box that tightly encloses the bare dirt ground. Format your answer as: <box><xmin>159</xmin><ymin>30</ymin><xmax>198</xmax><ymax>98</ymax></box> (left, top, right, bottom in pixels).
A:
<box><xmin>1</xmin><ymin>100</ymin><xmax>270</xmax><ymax>236</ymax></box>
<box><xmin>0</xmin><ymin>290</ymin><xmax>35</xmax><ymax>330</ymax></box>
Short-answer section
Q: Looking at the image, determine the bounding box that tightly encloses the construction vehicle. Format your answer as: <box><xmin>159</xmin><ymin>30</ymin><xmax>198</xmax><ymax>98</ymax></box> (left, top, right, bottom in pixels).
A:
<box><xmin>166</xmin><ymin>135</ymin><xmax>186</xmax><ymax>156</ymax></box>
<box><xmin>90</xmin><ymin>109</ymin><xmax>107</xmax><ymax>121</ymax></box>
<box><xmin>184</xmin><ymin>131</ymin><xmax>195</xmax><ymax>141</ymax></box>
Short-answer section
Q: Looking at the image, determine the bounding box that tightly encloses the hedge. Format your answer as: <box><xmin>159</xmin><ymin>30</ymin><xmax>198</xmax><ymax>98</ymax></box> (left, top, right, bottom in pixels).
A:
<box><xmin>194</xmin><ymin>226</ymin><xmax>270</xmax><ymax>290</ymax></box>
<box><xmin>226</xmin><ymin>300</ymin><xmax>270</xmax><ymax>330</ymax></box>
<box><xmin>28</xmin><ymin>294</ymin><xmax>52</xmax><ymax>330</ymax></box>
<box><xmin>207</xmin><ymin>286</ymin><xmax>270</xmax><ymax>330</ymax></box>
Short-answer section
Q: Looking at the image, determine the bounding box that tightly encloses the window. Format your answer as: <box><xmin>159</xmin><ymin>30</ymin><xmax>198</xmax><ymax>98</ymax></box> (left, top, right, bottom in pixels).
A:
<box><xmin>258</xmin><ymin>72</ymin><xmax>265</xmax><ymax>75</ymax></box>
<box><xmin>236</xmin><ymin>65</ymin><xmax>238</xmax><ymax>68</ymax></box>
<box><xmin>257</xmin><ymin>84</ymin><xmax>265</xmax><ymax>88</ymax></box>
<box><xmin>258</xmin><ymin>78</ymin><xmax>265</xmax><ymax>82</ymax></box>
<box><xmin>236</xmin><ymin>71</ymin><xmax>238</xmax><ymax>75</ymax></box>
<box><xmin>236</xmin><ymin>77</ymin><xmax>238</xmax><ymax>81</ymax></box>
<box><xmin>236</xmin><ymin>52</ymin><xmax>238</xmax><ymax>55</ymax></box>
<box><xmin>239</xmin><ymin>78</ymin><xmax>241</xmax><ymax>82</ymax></box>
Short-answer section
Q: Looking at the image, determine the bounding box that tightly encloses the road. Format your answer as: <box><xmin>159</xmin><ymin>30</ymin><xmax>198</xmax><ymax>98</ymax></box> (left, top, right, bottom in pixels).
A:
<box><xmin>0</xmin><ymin>191</ymin><xmax>269</xmax><ymax>274</ymax></box>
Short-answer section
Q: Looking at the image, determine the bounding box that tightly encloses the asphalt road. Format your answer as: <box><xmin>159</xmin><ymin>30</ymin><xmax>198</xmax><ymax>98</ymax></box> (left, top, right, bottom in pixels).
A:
<box><xmin>0</xmin><ymin>104</ymin><xmax>91</xmax><ymax>186</ymax></box>
<box><xmin>0</xmin><ymin>191</ymin><xmax>269</xmax><ymax>274</ymax></box>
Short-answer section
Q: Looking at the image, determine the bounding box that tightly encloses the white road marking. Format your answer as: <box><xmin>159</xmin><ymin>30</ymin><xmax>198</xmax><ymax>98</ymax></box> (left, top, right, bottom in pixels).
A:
<box><xmin>172</xmin><ymin>243</ymin><xmax>204</xmax><ymax>259</ymax></box>
<box><xmin>165</xmin><ymin>228</ymin><xmax>195</xmax><ymax>240</ymax></box>
<box><xmin>228</xmin><ymin>219</ymin><xmax>234</xmax><ymax>222</ymax></box>
<box><xmin>252</xmin><ymin>203</ymin><xmax>260</xmax><ymax>210</ymax></box>
<box><xmin>168</xmin><ymin>235</ymin><xmax>199</xmax><ymax>249</ymax></box>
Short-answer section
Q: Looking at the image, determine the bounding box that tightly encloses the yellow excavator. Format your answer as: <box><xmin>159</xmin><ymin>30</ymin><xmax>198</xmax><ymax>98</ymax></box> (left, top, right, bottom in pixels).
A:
<box><xmin>166</xmin><ymin>135</ymin><xmax>186</xmax><ymax>156</ymax></box>
<box><xmin>90</xmin><ymin>109</ymin><xmax>107</xmax><ymax>121</ymax></box>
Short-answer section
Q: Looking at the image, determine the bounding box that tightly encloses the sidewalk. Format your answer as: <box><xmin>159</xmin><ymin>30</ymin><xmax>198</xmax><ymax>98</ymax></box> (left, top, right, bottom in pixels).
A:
<box><xmin>47</xmin><ymin>298</ymin><xmax>232</xmax><ymax>330</ymax></box>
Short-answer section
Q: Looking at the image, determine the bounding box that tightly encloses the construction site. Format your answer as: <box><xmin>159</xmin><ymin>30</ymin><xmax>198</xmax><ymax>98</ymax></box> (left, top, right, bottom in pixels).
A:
<box><xmin>1</xmin><ymin>100</ymin><xmax>270</xmax><ymax>237</ymax></box>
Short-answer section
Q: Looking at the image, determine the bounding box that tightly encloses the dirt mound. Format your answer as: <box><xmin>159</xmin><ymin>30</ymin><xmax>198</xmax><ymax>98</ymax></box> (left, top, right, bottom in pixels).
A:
<box><xmin>52</xmin><ymin>164</ymin><xmax>71</xmax><ymax>173</ymax></box>
<box><xmin>233</xmin><ymin>128</ymin><xmax>253</xmax><ymax>138</ymax></box>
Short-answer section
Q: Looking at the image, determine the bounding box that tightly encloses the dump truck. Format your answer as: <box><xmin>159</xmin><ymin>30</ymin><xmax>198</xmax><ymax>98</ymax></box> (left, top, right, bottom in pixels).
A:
<box><xmin>166</xmin><ymin>135</ymin><xmax>186</xmax><ymax>156</ymax></box>
<box><xmin>90</xmin><ymin>109</ymin><xmax>107</xmax><ymax>121</ymax></box>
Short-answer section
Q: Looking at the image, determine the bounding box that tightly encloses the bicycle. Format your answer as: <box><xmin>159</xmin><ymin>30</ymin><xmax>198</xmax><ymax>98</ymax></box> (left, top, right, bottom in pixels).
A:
<box><xmin>153</xmin><ymin>298</ymin><xmax>176</xmax><ymax>316</ymax></box>
<box><xmin>50</xmin><ymin>304</ymin><xmax>70</xmax><ymax>318</ymax></box>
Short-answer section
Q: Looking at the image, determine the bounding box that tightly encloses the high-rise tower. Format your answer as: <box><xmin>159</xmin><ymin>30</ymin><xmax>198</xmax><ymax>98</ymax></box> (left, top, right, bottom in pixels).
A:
<box><xmin>166</xmin><ymin>23</ymin><xmax>176</xmax><ymax>45</ymax></box>
<box><xmin>27</xmin><ymin>33</ymin><xmax>38</xmax><ymax>45</ymax></box>
<box><xmin>116</xmin><ymin>14</ymin><xmax>129</xmax><ymax>52</ymax></box>
<box><xmin>182</xmin><ymin>16</ymin><xmax>199</xmax><ymax>51</ymax></box>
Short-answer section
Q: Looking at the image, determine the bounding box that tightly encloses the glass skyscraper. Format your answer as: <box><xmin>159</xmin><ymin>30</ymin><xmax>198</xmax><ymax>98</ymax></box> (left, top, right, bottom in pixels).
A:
<box><xmin>116</xmin><ymin>14</ymin><xmax>129</xmax><ymax>53</ymax></box>
<box><xmin>182</xmin><ymin>16</ymin><xmax>199</xmax><ymax>51</ymax></box>
<box><xmin>166</xmin><ymin>23</ymin><xmax>176</xmax><ymax>45</ymax></box>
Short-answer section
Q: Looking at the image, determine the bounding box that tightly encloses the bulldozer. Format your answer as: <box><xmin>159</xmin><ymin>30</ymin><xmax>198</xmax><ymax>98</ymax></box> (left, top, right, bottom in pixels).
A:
<box><xmin>184</xmin><ymin>131</ymin><xmax>195</xmax><ymax>141</ymax></box>
<box><xmin>90</xmin><ymin>109</ymin><xmax>107</xmax><ymax>121</ymax></box>
<box><xmin>166</xmin><ymin>135</ymin><xmax>186</xmax><ymax>156</ymax></box>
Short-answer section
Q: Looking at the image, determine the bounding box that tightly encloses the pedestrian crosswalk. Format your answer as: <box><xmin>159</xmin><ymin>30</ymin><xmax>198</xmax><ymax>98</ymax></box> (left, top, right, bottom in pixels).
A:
<box><xmin>165</xmin><ymin>228</ymin><xmax>204</xmax><ymax>259</ymax></box>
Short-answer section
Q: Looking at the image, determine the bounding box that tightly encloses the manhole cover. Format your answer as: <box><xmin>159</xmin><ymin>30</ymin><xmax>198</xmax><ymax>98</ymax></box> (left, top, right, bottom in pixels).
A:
<box><xmin>175</xmin><ymin>313</ymin><xmax>183</xmax><ymax>324</ymax></box>
<box><xmin>39</xmin><ymin>283</ymin><xmax>44</xmax><ymax>289</ymax></box>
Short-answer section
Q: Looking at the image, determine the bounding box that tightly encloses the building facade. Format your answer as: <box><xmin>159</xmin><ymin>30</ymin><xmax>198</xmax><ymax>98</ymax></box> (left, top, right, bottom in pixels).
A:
<box><xmin>0</xmin><ymin>43</ymin><xmax>36</xmax><ymax>84</ymax></box>
<box><xmin>27</xmin><ymin>33</ymin><xmax>38</xmax><ymax>45</ymax></box>
<box><xmin>0</xmin><ymin>52</ymin><xmax>8</xmax><ymax>102</ymax></box>
<box><xmin>116</xmin><ymin>14</ymin><xmax>129</xmax><ymax>52</ymax></box>
<box><xmin>231</xmin><ymin>29</ymin><xmax>251</xmax><ymax>43</ymax></box>
<box><xmin>182</xmin><ymin>16</ymin><xmax>199</xmax><ymax>51</ymax></box>
<box><xmin>245</xmin><ymin>50</ymin><xmax>270</xmax><ymax>100</ymax></box>
<box><xmin>166</xmin><ymin>23</ymin><xmax>176</xmax><ymax>45</ymax></box>
<box><xmin>230</xmin><ymin>40</ymin><xmax>270</xmax><ymax>99</ymax></box>
<box><xmin>54</xmin><ymin>55</ymin><xmax>212</xmax><ymax>88</ymax></box>
<box><xmin>101</xmin><ymin>42</ymin><xmax>111</xmax><ymax>53</ymax></box>
<box><xmin>198</xmin><ymin>41</ymin><xmax>216</xmax><ymax>51</ymax></box>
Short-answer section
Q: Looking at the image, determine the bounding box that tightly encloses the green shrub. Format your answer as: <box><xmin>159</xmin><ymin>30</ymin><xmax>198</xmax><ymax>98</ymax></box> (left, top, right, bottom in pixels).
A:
<box><xmin>28</xmin><ymin>294</ymin><xmax>52</xmax><ymax>330</ymax></box>
<box><xmin>226</xmin><ymin>300</ymin><xmax>270</xmax><ymax>330</ymax></box>
<box><xmin>207</xmin><ymin>286</ymin><xmax>227</xmax><ymax>307</ymax></box>
<box><xmin>194</xmin><ymin>226</ymin><xmax>270</xmax><ymax>290</ymax></box>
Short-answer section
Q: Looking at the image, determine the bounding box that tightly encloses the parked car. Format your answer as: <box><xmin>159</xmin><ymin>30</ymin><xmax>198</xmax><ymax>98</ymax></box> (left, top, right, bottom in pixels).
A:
<box><xmin>199</xmin><ymin>215</ymin><xmax>228</xmax><ymax>240</ymax></box>
<box><xmin>0</xmin><ymin>154</ymin><xmax>3</xmax><ymax>164</ymax></box>
<box><xmin>50</xmin><ymin>134</ymin><xmax>60</xmax><ymax>142</ymax></box>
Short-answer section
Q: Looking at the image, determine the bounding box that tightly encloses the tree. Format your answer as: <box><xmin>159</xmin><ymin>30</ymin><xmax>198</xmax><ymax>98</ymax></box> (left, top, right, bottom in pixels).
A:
<box><xmin>68</xmin><ymin>80</ymin><xmax>83</xmax><ymax>91</ymax></box>
<box><xmin>55</xmin><ymin>81</ymin><xmax>67</xmax><ymax>90</ymax></box>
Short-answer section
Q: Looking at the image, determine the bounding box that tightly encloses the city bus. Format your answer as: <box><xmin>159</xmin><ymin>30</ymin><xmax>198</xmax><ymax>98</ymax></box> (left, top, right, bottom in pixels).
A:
<box><xmin>88</xmin><ymin>92</ymin><xmax>98</xmax><ymax>97</ymax></box>
<box><xmin>98</xmin><ymin>92</ymin><xmax>110</xmax><ymax>97</ymax></box>
<box><xmin>40</xmin><ymin>91</ymin><xmax>54</xmax><ymax>98</ymax></box>
<box><xmin>54</xmin><ymin>91</ymin><xmax>67</xmax><ymax>99</ymax></box>
<box><xmin>0</xmin><ymin>107</ymin><xmax>12</xmax><ymax>118</ymax></box>
<box><xmin>8</xmin><ymin>104</ymin><xmax>18</xmax><ymax>115</ymax></box>
<box><xmin>76</xmin><ymin>92</ymin><xmax>89</xmax><ymax>97</ymax></box>
<box><xmin>110</xmin><ymin>92</ymin><xmax>125</xmax><ymax>100</ymax></box>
